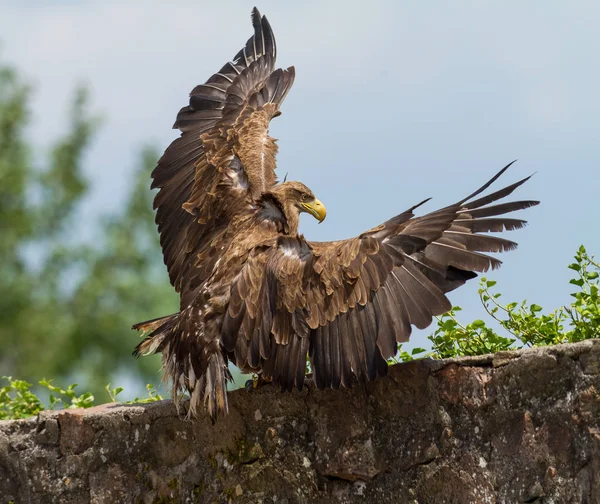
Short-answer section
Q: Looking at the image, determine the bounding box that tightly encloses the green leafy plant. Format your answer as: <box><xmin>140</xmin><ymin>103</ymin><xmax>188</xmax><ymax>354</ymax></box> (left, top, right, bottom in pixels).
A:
<box><xmin>389</xmin><ymin>345</ymin><xmax>428</xmax><ymax>364</ymax></box>
<box><xmin>0</xmin><ymin>377</ymin><xmax>163</xmax><ymax>420</ymax></box>
<box><xmin>0</xmin><ymin>377</ymin><xmax>44</xmax><ymax>420</ymax></box>
<box><xmin>107</xmin><ymin>383</ymin><xmax>164</xmax><ymax>404</ymax></box>
<box><xmin>39</xmin><ymin>379</ymin><xmax>95</xmax><ymax>410</ymax></box>
<box><xmin>0</xmin><ymin>377</ymin><xmax>96</xmax><ymax>419</ymax></box>
<box><xmin>565</xmin><ymin>246</ymin><xmax>600</xmax><ymax>341</ymax></box>
<box><xmin>105</xmin><ymin>384</ymin><xmax>124</xmax><ymax>402</ymax></box>
<box><xmin>426</xmin><ymin>307</ymin><xmax>516</xmax><ymax>359</ymax></box>
<box><xmin>127</xmin><ymin>384</ymin><xmax>164</xmax><ymax>404</ymax></box>
<box><xmin>402</xmin><ymin>245</ymin><xmax>599</xmax><ymax>361</ymax></box>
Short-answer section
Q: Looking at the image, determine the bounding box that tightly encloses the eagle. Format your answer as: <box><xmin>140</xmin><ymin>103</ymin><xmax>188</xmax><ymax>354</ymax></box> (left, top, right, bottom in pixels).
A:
<box><xmin>133</xmin><ymin>7</ymin><xmax>538</xmax><ymax>420</ymax></box>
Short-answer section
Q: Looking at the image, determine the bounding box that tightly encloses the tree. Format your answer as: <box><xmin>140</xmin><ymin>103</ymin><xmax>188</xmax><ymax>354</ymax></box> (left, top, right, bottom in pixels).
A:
<box><xmin>0</xmin><ymin>60</ymin><xmax>178</xmax><ymax>399</ymax></box>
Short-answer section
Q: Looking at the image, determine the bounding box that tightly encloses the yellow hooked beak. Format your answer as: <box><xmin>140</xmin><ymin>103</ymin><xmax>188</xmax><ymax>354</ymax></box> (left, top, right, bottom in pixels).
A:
<box><xmin>302</xmin><ymin>198</ymin><xmax>327</xmax><ymax>223</ymax></box>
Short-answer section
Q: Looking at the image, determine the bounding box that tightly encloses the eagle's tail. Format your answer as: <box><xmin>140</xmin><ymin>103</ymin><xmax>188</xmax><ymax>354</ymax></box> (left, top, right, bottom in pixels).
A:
<box><xmin>132</xmin><ymin>312</ymin><xmax>231</xmax><ymax>421</ymax></box>
<box><xmin>188</xmin><ymin>351</ymin><xmax>231</xmax><ymax>421</ymax></box>
<box><xmin>132</xmin><ymin>313</ymin><xmax>179</xmax><ymax>356</ymax></box>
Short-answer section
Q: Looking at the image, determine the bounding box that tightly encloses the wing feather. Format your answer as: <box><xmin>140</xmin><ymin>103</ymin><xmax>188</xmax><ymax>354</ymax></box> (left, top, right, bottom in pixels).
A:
<box><xmin>223</xmin><ymin>164</ymin><xmax>538</xmax><ymax>393</ymax></box>
<box><xmin>329</xmin><ymin>318</ymin><xmax>343</xmax><ymax>389</ymax></box>
<box><xmin>151</xmin><ymin>8</ymin><xmax>295</xmax><ymax>299</ymax></box>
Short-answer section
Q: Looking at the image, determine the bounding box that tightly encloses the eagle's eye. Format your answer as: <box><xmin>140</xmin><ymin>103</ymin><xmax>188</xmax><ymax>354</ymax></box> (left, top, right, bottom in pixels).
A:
<box><xmin>301</xmin><ymin>193</ymin><xmax>309</xmax><ymax>202</ymax></box>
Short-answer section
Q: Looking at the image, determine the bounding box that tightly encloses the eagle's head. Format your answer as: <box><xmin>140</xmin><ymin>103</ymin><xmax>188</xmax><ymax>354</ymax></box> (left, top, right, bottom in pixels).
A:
<box><xmin>259</xmin><ymin>181</ymin><xmax>326</xmax><ymax>234</ymax></box>
<box><xmin>278</xmin><ymin>181</ymin><xmax>327</xmax><ymax>223</ymax></box>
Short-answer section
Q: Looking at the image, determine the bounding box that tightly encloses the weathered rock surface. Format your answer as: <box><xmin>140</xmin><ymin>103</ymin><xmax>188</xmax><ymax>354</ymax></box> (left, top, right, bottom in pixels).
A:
<box><xmin>1</xmin><ymin>340</ymin><xmax>599</xmax><ymax>504</ymax></box>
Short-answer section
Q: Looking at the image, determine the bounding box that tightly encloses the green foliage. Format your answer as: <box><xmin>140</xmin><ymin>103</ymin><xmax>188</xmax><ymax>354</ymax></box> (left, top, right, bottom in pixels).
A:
<box><xmin>389</xmin><ymin>345</ymin><xmax>428</xmax><ymax>364</ymax></box>
<box><xmin>0</xmin><ymin>376</ymin><xmax>163</xmax><ymax>420</ymax></box>
<box><xmin>0</xmin><ymin>376</ymin><xmax>94</xmax><ymax>419</ymax></box>
<box><xmin>0</xmin><ymin>59</ymin><xmax>178</xmax><ymax>398</ymax></box>
<box><xmin>426</xmin><ymin>307</ymin><xmax>516</xmax><ymax>359</ymax></box>
<box><xmin>127</xmin><ymin>384</ymin><xmax>164</xmax><ymax>404</ymax></box>
<box><xmin>565</xmin><ymin>246</ymin><xmax>600</xmax><ymax>341</ymax></box>
<box><xmin>39</xmin><ymin>379</ymin><xmax>95</xmax><ymax>410</ymax></box>
<box><xmin>106</xmin><ymin>383</ymin><xmax>163</xmax><ymax>404</ymax></box>
<box><xmin>0</xmin><ymin>377</ymin><xmax>43</xmax><ymax>420</ymax></box>
<box><xmin>400</xmin><ymin>245</ymin><xmax>599</xmax><ymax>362</ymax></box>
<box><xmin>105</xmin><ymin>384</ymin><xmax>125</xmax><ymax>402</ymax></box>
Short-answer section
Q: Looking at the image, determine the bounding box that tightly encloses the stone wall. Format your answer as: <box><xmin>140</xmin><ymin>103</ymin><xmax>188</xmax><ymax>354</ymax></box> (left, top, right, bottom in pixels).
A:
<box><xmin>1</xmin><ymin>340</ymin><xmax>599</xmax><ymax>504</ymax></box>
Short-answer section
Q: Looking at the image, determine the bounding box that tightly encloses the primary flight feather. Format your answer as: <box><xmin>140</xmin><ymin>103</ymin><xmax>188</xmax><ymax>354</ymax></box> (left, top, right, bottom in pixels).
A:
<box><xmin>133</xmin><ymin>7</ymin><xmax>538</xmax><ymax>420</ymax></box>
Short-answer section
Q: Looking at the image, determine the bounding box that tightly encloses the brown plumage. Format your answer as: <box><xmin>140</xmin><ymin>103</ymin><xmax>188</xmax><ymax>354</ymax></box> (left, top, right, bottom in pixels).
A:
<box><xmin>133</xmin><ymin>7</ymin><xmax>539</xmax><ymax>420</ymax></box>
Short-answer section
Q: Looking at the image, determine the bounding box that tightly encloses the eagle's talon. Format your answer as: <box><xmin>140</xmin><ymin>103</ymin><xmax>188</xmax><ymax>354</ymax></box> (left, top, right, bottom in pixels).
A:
<box><xmin>245</xmin><ymin>374</ymin><xmax>271</xmax><ymax>392</ymax></box>
<box><xmin>244</xmin><ymin>378</ymin><xmax>256</xmax><ymax>392</ymax></box>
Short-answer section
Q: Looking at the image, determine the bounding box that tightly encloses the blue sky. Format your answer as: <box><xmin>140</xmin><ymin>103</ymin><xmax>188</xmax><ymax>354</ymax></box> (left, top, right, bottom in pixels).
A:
<box><xmin>2</xmin><ymin>0</ymin><xmax>599</xmax><ymax>352</ymax></box>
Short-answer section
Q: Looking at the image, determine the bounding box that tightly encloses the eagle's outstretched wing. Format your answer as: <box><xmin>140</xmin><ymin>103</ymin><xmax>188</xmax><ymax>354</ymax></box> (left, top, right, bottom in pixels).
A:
<box><xmin>152</xmin><ymin>8</ymin><xmax>294</xmax><ymax>300</ymax></box>
<box><xmin>221</xmin><ymin>163</ymin><xmax>539</xmax><ymax>390</ymax></box>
